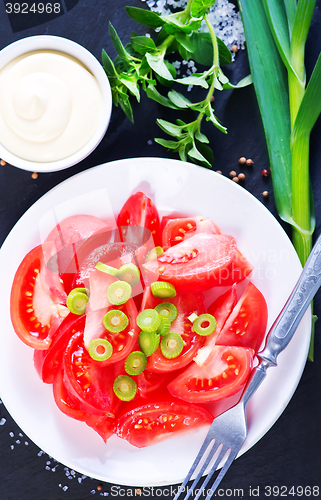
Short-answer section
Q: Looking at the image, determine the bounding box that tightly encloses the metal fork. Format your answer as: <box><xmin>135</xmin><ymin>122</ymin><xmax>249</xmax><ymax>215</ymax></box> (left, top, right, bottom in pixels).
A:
<box><xmin>174</xmin><ymin>232</ymin><xmax>321</xmax><ymax>500</ymax></box>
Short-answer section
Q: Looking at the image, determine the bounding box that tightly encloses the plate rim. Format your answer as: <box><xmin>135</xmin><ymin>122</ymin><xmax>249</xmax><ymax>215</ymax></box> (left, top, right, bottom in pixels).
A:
<box><xmin>0</xmin><ymin>157</ymin><xmax>311</xmax><ymax>486</ymax></box>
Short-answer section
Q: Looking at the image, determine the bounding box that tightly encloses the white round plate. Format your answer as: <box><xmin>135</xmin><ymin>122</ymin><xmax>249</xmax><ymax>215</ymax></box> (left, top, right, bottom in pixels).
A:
<box><xmin>0</xmin><ymin>157</ymin><xmax>310</xmax><ymax>486</ymax></box>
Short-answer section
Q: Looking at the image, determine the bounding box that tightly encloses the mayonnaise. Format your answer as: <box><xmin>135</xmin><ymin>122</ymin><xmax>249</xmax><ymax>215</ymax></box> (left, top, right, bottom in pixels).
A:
<box><xmin>0</xmin><ymin>50</ymin><xmax>103</xmax><ymax>162</ymax></box>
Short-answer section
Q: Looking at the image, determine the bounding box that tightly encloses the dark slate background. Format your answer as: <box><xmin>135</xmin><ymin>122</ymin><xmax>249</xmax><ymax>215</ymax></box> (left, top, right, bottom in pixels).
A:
<box><xmin>0</xmin><ymin>1</ymin><xmax>320</xmax><ymax>499</ymax></box>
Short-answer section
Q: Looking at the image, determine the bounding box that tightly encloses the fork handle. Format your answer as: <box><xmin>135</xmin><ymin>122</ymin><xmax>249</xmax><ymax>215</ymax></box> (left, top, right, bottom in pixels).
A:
<box><xmin>242</xmin><ymin>232</ymin><xmax>321</xmax><ymax>407</ymax></box>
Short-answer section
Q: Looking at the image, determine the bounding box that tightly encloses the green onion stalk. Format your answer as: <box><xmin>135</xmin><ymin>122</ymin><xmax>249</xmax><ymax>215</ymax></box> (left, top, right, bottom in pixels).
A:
<box><xmin>238</xmin><ymin>0</ymin><xmax>321</xmax><ymax>359</ymax></box>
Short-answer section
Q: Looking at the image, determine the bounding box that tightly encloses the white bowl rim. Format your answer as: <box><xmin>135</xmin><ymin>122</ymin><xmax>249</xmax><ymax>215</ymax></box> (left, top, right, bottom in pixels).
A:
<box><xmin>0</xmin><ymin>35</ymin><xmax>112</xmax><ymax>172</ymax></box>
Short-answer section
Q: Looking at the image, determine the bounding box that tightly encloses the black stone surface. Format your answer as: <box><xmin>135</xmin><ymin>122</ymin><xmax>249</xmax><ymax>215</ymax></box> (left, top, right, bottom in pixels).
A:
<box><xmin>0</xmin><ymin>1</ymin><xmax>320</xmax><ymax>499</ymax></box>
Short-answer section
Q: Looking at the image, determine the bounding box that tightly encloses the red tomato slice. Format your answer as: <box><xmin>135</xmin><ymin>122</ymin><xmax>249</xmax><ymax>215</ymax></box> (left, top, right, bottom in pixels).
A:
<box><xmin>168</xmin><ymin>345</ymin><xmax>254</xmax><ymax>404</ymax></box>
<box><xmin>34</xmin><ymin>313</ymin><xmax>85</xmax><ymax>384</ymax></box>
<box><xmin>53</xmin><ymin>368</ymin><xmax>116</xmax><ymax>442</ymax></box>
<box><xmin>144</xmin><ymin>233</ymin><xmax>253</xmax><ymax>292</ymax></box>
<box><xmin>53</xmin><ymin>368</ymin><xmax>88</xmax><ymax>422</ymax></box>
<box><xmin>63</xmin><ymin>330</ymin><xmax>117</xmax><ymax>416</ymax></box>
<box><xmin>10</xmin><ymin>243</ymin><xmax>69</xmax><ymax>350</ymax></box>
<box><xmin>44</xmin><ymin>214</ymin><xmax>112</xmax><ymax>252</ymax></box>
<box><xmin>144</xmin><ymin>233</ymin><xmax>236</xmax><ymax>292</ymax></box>
<box><xmin>84</xmin><ymin>413</ymin><xmax>117</xmax><ymax>443</ymax></box>
<box><xmin>161</xmin><ymin>216</ymin><xmax>221</xmax><ymax>249</ymax></box>
<box><xmin>71</xmin><ymin>240</ymin><xmax>144</xmax><ymax>298</ymax></box>
<box><xmin>83</xmin><ymin>269</ymin><xmax>139</xmax><ymax>364</ymax></box>
<box><xmin>117</xmin><ymin>192</ymin><xmax>161</xmax><ymax>246</ymax></box>
<box><xmin>116</xmin><ymin>398</ymin><xmax>213</xmax><ymax>447</ymax></box>
<box><xmin>215</xmin><ymin>282</ymin><xmax>268</xmax><ymax>352</ymax></box>
<box><xmin>136</xmin><ymin>371</ymin><xmax>176</xmax><ymax>399</ymax></box>
<box><xmin>207</xmin><ymin>285</ymin><xmax>238</xmax><ymax>332</ymax></box>
<box><xmin>141</xmin><ymin>287</ymin><xmax>206</xmax><ymax>373</ymax></box>
<box><xmin>44</xmin><ymin>215</ymin><xmax>115</xmax><ymax>294</ymax></box>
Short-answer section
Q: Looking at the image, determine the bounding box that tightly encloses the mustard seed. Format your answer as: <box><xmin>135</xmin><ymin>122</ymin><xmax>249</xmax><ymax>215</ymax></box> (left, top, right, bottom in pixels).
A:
<box><xmin>0</xmin><ymin>159</ymin><xmax>6</xmax><ymax>166</ymax></box>
<box><xmin>238</xmin><ymin>173</ymin><xmax>245</xmax><ymax>181</ymax></box>
<box><xmin>231</xmin><ymin>44</ymin><xmax>239</xmax><ymax>53</ymax></box>
<box><xmin>232</xmin><ymin>176</ymin><xmax>239</xmax><ymax>183</ymax></box>
<box><xmin>216</xmin><ymin>170</ymin><xmax>222</xmax><ymax>175</ymax></box>
<box><xmin>246</xmin><ymin>159</ymin><xmax>254</xmax><ymax>166</ymax></box>
<box><xmin>229</xmin><ymin>170</ymin><xmax>237</xmax><ymax>178</ymax></box>
<box><xmin>263</xmin><ymin>191</ymin><xmax>269</xmax><ymax>198</ymax></box>
<box><xmin>31</xmin><ymin>172</ymin><xmax>38</xmax><ymax>179</ymax></box>
<box><xmin>238</xmin><ymin>157</ymin><xmax>246</xmax><ymax>165</ymax></box>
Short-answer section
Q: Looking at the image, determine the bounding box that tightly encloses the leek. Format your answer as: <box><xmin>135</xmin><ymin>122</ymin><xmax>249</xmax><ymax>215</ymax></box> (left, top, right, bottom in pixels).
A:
<box><xmin>238</xmin><ymin>0</ymin><xmax>321</xmax><ymax>359</ymax></box>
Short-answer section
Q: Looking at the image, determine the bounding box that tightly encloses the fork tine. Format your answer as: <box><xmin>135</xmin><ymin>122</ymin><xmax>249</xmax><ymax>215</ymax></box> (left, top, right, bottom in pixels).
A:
<box><xmin>182</xmin><ymin>439</ymin><xmax>221</xmax><ymax>500</ymax></box>
<box><xmin>172</xmin><ymin>434</ymin><xmax>214</xmax><ymax>500</ymax></box>
<box><xmin>193</xmin><ymin>443</ymin><xmax>230</xmax><ymax>500</ymax></box>
<box><xmin>203</xmin><ymin>447</ymin><xmax>240</xmax><ymax>500</ymax></box>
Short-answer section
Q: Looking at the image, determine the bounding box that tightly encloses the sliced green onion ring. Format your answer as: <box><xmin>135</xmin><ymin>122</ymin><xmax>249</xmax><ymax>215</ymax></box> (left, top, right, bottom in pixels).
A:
<box><xmin>137</xmin><ymin>309</ymin><xmax>161</xmax><ymax>332</ymax></box>
<box><xmin>66</xmin><ymin>289</ymin><xmax>89</xmax><ymax>315</ymax></box>
<box><xmin>155</xmin><ymin>302</ymin><xmax>178</xmax><ymax>322</ymax></box>
<box><xmin>107</xmin><ymin>281</ymin><xmax>132</xmax><ymax>305</ymax></box>
<box><xmin>193</xmin><ymin>314</ymin><xmax>217</xmax><ymax>336</ymax></box>
<box><xmin>88</xmin><ymin>338</ymin><xmax>113</xmax><ymax>361</ymax></box>
<box><xmin>138</xmin><ymin>331</ymin><xmax>160</xmax><ymax>356</ymax></box>
<box><xmin>157</xmin><ymin>316</ymin><xmax>171</xmax><ymax>336</ymax></box>
<box><xmin>117</xmin><ymin>263</ymin><xmax>140</xmax><ymax>287</ymax></box>
<box><xmin>160</xmin><ymin>332</ymin><xmax>184</xmax><ymax>359</ymax></box>
<box><xmin>95</xmin><ymin>261</ymin><xmax>119</xmax><ymax>276</ymax></box>
<box><xmin>125</xmin><ymin>351</ymin><xmax>147</xmax><ymax>375</ymax></box>
<box><xmin>103</xmin><ymin>309</ymin><xmax>129</xmax><ymax>333</ymax></box>
<box><xmin>113</xmin><ymin>375</ymin><xmax>137</xmax><ymax>401</ymax></box>
<box><xmin>151</xmin><ymin>281</ymin><xmax>177</xmax><ymax>298</ymax></box>
<box><xmin>145</xmin><ymin>246</ymin><xmax>164</xmax><ymax>262</ymax></box>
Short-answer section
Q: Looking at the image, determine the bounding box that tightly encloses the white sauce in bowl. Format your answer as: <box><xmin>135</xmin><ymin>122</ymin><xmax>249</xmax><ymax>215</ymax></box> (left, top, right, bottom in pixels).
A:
<box><xmin>0</xmin><ymin>50</ymin><xmax>103</xmax><ymax>162</ymax></box>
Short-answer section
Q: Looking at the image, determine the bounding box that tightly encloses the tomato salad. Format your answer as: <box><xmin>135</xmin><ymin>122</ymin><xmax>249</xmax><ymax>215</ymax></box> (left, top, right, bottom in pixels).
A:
<box><xmin>10</xmin><ymin>191</ymin><xmax>268</xmax><ymax>447</ymax></box>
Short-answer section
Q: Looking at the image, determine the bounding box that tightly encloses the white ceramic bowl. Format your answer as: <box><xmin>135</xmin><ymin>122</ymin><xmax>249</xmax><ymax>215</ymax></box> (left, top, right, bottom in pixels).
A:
<box><xmin>0</xmin><ymin>35</ymin><xmax>112</xmax><ymax>172</ymax></box>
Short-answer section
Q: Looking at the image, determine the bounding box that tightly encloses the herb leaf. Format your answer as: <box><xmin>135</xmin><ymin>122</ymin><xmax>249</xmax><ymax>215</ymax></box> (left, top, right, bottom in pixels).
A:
<box><xmin>102</xmin><ymin>3</ymin><xmax>247</xmax><ymax>168</ymax></box>
<box><xmin>125</xmin><ymin>6</ymin><xmax>165</xmax><ymax>28</ymax></box>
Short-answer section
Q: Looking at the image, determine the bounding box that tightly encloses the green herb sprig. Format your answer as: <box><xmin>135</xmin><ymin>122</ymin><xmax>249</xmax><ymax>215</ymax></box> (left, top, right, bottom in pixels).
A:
<box><xmin>238</xmin><ymin>0</ymin><xmax>321</xmax><ymax>359</ymax></box>
<box><xmin>102</xmin><ymin>0</ymin><xmax>251</xmax><ymax>168</ymax></box>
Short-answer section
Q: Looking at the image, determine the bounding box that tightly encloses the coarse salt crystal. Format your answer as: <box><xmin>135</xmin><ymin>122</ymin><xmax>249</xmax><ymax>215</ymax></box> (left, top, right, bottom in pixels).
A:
<box><xmin>142</xmin><ymin>0</ymin><xmax>246</xmax><ymax>57</ymax></box>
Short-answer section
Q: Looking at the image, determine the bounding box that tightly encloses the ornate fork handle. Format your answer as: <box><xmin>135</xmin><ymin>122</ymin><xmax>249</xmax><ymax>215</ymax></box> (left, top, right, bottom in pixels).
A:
<box><xmin>242</xmin><ymin>233</ymin><xmax>321</xmax><ymax>407</ymax></box>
